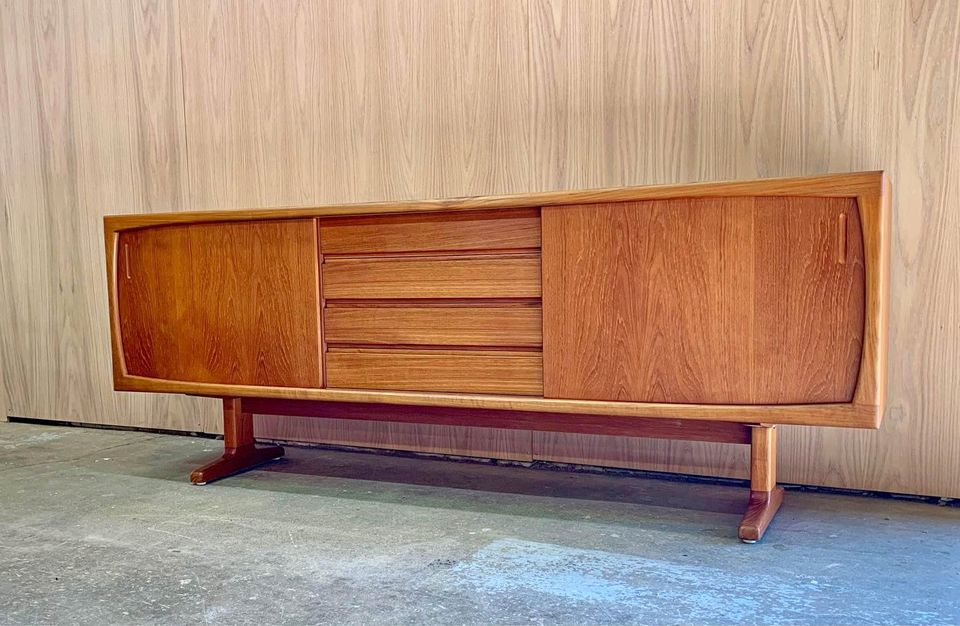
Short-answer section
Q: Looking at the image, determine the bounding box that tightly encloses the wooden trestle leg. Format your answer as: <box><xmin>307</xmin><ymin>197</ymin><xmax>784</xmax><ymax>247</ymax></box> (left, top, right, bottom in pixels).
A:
<box><xmin>190</xmin><ymin>398</ymin><xmax>284</xmax><ymax>485</ymax></box>
<box><xmin>738</xmin><ymin>425</ymin><xmax>785</xmax><ymax>543</ymax></box>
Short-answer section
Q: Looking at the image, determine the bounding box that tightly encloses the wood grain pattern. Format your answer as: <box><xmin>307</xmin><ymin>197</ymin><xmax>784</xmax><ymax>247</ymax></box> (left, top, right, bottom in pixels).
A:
<box><xmin>852</xmin><ymin>186</ymin><xmax>892</xmax><ymax>412</ymax></box>
<box><xmin>324</xmin><ymin>306</ymin><xmax>543</xmax><ymax>348</ymax></box>
<box><xmin>0</xmin><ymin>0</ymin><xmax>221</xmax><ymax>434</ymax></box>
<box><xmin>740</xmin><ymin>425</ymin><xmax>782</xmax><ymax>542</ymax></box>
<box><xmin>189</xmin><ymin>397</ymin><xmax>284</xmax><ymax>484</ymax></box>
<box><xmin>326</xmin><ymin>348</ymin><xmax>544</xmax><ymax>396</ymax></box>
<box><xmin>739</xmin><ymin>487</ymin><xmax>784</xmax><ymax>543</ymax></box>
<box><xmin>255</xmin><ymin>413</ymin><xmax>535</xmax><ymax>462</ymax></box>
<box><xmin>322</xmin><ymin>256</ymin><xmax>542</xmax><ymax>300</ymax></box>
<box><xmin>110</xmin><ymin>373</ymin><xmax>878</xmax><ymax>428</ymax></box>
<box><xmin>103</xmin><ymin>171</ymin><xmax>887</xmax><ymax>231</ymax></box>
<box><xmin>117</xmin><ymin>220</ymin><xmax>321</xmax><ymax>388</ymax></box>
<box><xmin>750</xmin><ymin>426</ymin><xmax>777</xmax><ymax>492</ymax></box>
<box><xmin>242</xmin><ymin>398</ymin><xmax>753</xmax><ymax>444</ymax></box>
<box><xmin>105</xmin><ymin>175</ymin><xmax>883</xmax><ymax>429</ymax></box>
<box><xmin>542</xmin><ymin>197</ymin><xmax>865</xmax><ymax>405</ymax></box>
<box><xmin>320</xmin><ymin>209</ymin><xmax>541</xmax><ymax>255</ymax></box>
<box><xmin>4</xmin><ymin>0</ymin><xmax>960</xmax><ymax>497</ymax></box>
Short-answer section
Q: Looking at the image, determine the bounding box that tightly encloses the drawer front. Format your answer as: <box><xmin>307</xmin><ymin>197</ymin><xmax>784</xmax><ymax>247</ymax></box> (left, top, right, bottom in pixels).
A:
<box><xmin>322</xmin><ymin>256</ymin><xmax>542</xmax><ymax>300</ymax></box>
<box><xmin>326</xmin><ymin>349</ymin><xmax>543</xmax><ymax>396</ymax></box>
<box><xmin>324</xmin><ymin>306</ymin><xmax>542</xmax><ymax>347</ymax></box>
<box><xmin>320</xmin><ymin>209</ymin><xmax>540</xmax><ymax>255</ymax></box>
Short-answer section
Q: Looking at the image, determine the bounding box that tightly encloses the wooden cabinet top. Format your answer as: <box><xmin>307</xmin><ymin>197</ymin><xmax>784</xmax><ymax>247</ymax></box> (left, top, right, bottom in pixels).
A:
<box><xmin>105</xmin><ymin>171</ymin><xmax>887</xmax><ymax>229</ymax></box>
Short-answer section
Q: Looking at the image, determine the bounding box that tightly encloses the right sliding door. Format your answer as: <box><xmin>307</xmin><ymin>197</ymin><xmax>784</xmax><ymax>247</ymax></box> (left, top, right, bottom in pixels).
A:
<box><xmin>541</xmin><ymin>197</ymin><xmax>865</xmax><ymax>405</ymax></box>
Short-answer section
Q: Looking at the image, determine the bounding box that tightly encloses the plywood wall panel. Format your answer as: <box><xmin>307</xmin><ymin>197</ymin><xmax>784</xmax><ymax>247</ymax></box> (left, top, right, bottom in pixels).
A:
<box><xmin>2</xmin><ymin>0</ymin><xmax>959</xmax><ymax>496</ymax></box>
<box><xmin>0</xmin><ymin>0</ymin><xmax>220</xmax><ymax>434</ymax></box>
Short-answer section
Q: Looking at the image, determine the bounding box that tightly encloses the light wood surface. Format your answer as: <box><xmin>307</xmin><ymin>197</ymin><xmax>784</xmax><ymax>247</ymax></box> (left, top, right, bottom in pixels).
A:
<box><xmin>739</xmin><ymin>487</ymin><xmax>784</xmax><ymax>543</ymax></box>
<box><xmin>852</xmin><ymin>185</ymin><xmax>892</xmax><ymax>412</ymax></box>
<box><xmin>0</xmin><ymin>0</ymin><xmax>222</xmax><ymax>434</ymax></box>
<box><xmin>103</xmin><ymin>171</ymin><xmax>888</xmax><ymax>230</ymax></box>
<box><xmin>320</xmin><ymin>209</ymin><xmax>541</xmax><ymax>255</ymax></box>
<box><xmin>740</xmin><ymin>426</ymin><xmax>783</xmax><ymax>542</ymax></box>
<box><xmin>750</xmin><ymin>426</ymin><xmax>777</xmax><ymax>492</ymax></box>
<box><xmin>3</xmin><ymin>0</ymin><xmax>960</xmax><ymax>497</ymax></box>
<box><xmin>243</xmin><ymin>398</ymin><xmax>754</xmax><ymax>445</ymax></box>
<box><xmin>116</xmin><ymin>220</ymin><xmax>322</xmax><ymax>388</ymax></box>
<box><xmin>542</xmin><ymin>197</ymin><xmax>865</xmax><ymax>405</ymax></box>
<box><xmin>326</xmin><ymin>349</ymin><xmax>544</xmax><ymax>396</ymax></box>
<box><xmin>111</xmin><ymin>373</ymin><xmax>879</xmax><ymax>428</ymax></box>
<box><xmin>322</xmin><ymin>256</ymin><xmax>542</xmax><ymax>300</ymax></box>
<box><xmin>324</xmin><ymin>306</ymin><xmax>543</xmax><ymax>348</ymax></box>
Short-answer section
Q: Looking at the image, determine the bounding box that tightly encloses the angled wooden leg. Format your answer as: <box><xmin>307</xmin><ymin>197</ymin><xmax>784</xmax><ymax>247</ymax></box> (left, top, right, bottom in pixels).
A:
<box><xmin>190</xmin><ymin>398</ymin><xmax>284</xmax><ymax>485</ymax></box>
<box><xmin>739</xmin><ymin>425</ymin><xmax>784</xmax><ymax>543</ymax></box>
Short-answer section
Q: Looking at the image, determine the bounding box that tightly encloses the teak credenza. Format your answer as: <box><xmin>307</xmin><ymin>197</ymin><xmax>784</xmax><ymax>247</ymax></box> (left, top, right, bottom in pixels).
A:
<box><xmin>104</xmin><ymin>172</ymin><xmax>890</xmax><ymax>542</ymax></box>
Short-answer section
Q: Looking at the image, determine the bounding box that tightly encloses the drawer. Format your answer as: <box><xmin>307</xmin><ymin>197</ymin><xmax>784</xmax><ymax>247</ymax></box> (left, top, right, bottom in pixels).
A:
<box><xmin>322</xmin><ymin>256</ymin><xmax>542</xmax><ymax>300</ymax></box>
<box><xmin>326</xmin><ymin>348</ymin><xmax>544</xmax><ymax>396</ymax></box>
<box><xmin>320</xmin><ymin>209</ymin><xmax>540</xmax><ymax>255</ymax></box>
<box><xmin>324</xmin><ymin>306</ymin><xmax>543</xmax><ymax>347</ymax></box>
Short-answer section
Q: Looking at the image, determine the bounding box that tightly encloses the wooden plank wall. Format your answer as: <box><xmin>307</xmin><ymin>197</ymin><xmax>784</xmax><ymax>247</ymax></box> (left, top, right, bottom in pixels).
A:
<box><xmin>1</xmin><ymin>0</ymin><xmax>958</xmax><ymax>497</ymax></box>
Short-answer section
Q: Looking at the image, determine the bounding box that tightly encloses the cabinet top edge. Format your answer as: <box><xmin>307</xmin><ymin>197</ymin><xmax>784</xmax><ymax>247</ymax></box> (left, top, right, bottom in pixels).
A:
<box><xmin>104</xmin><ymin>170</ymin><xmax>888</xmax><ymax>232</ymax></box>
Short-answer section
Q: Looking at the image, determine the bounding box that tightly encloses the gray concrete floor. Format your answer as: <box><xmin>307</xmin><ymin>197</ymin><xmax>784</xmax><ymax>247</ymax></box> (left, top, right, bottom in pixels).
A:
<box><xmin>0</xmin><ymin>421</ymin><xmax>958</xmax><ymax>625</ymax></box>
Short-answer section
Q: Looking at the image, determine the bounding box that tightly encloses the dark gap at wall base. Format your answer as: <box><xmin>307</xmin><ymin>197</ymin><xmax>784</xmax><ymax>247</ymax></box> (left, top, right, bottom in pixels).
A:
<box><xmin>7</xmin><ymin>415</ymin><xmax>957</xmax><ymax>508</ymax></box>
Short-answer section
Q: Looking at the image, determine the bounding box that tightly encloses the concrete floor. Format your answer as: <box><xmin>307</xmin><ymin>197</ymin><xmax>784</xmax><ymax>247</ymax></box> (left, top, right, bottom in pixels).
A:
<box><xmin>0</xmin><ymin>421</ymin><xmax>958</xmax><ymax>625</ymax></box>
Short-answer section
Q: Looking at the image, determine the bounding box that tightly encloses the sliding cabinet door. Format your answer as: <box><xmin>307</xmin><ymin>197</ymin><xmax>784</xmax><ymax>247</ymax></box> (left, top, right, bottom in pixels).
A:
<box><xmin>116</xmin><ymin>219</ymin><xmax>322</xmax><ymax>388</ymax></box>
<box><xmin>541</xmin><ymin>197</ymin><xmax>865</xmax><ymax>405</ymax></box>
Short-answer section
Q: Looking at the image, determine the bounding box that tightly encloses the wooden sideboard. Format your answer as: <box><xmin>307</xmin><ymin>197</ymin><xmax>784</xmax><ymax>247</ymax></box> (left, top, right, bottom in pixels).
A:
<box><xmin>104</xmin><ymin>172</ymin><xmax>890</xmax><ymax>542</ymax></box>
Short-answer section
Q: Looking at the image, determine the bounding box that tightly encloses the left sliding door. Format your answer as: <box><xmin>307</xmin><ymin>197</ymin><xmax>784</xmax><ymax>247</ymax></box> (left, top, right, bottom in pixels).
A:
<box><xmin>115</xmin><ymin>219</ymin><xmax>322</xmax><ymax>388</ymax></box>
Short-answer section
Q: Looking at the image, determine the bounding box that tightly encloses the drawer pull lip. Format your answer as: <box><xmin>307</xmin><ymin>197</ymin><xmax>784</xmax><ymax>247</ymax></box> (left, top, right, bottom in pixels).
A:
<box><xmin>324</xmin><ymin>297</ymin><xmax>542</xmax><ymax>308</ymax></box>
<box><xmin>326</xmin><ymin>345</ymin><xmax>543</xmax><ymax>354</ymax></box>
<box><xmin>326</xmin><ymin>343</ymin><xmax>542</xmax><ymax>352</ymax></box>
<box><xmin>322</xmin><ymin>249</ymin><xmax>540</xmax><ymax>262</ymax></box>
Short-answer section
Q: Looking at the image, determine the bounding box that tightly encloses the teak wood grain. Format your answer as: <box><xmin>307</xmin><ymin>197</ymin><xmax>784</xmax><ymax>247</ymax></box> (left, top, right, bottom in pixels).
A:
<box><xmin>740</xmin><ymin>425</ymin><xmax>783</xmax><ymax>542</ymax></box>
<box><xmin>105</xmin><ymin>172</ymin><xmax>888</xmax><ymax>430</ymax></box>
<box><xmin>242</xmin><ymin>398</ymin><xmax>752</xmax><ymax>445</ymax></box>
<box><xmin>851</xmin><ymin>187</ymin><xmax>892</xmax><ymax>412</ymax></box>
<box><xmin>111</xmin><ymin>374</ymin><xmax>877</xmax><ymax>427</ymax></box>
<box><xmin>115</xmin><ymin>220</ymin><xmax>321</xmax><ymax>388</ymax></box>
<box><xmin>325</xmin><ymin>349</ymin><xmax>544</xmax><ymax>396</ymax></box>
<box><xmin>324</xmin><ymin>306</ymin><xmax>543</xmax><ymax>348</ymax></box>
<box><xmin>750</xmin><ymin>426</ymin><xmax>777</xmax><ymax>492</ymax></box>
<box><xmin>189</xmin><ymin>397</ymin><xmax>283</xmax><ymax>485</ymax></box>
<box><xmin>541</xmin><ymin>197</ymin><xmax>865</xmax><ymax>405</ymax></box>
<box><xmin>322</xmin><ymin>256</ymin><xmax>542</xmax><ymax>300</ymax></box>
<box><xmin>319</xmin><ymin>209</ymin><xmax>541</xmax><ymax>255</ymax></box>
<box><xmin>102</xmin><ymin>171</ymin><xmax>888</xmax><ymax>231</ymax></box>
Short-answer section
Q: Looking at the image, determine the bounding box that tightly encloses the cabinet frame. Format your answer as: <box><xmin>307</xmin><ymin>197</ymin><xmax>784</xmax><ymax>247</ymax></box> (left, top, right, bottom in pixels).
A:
<box><xmin>104</xmin><ymin>171</ymin><xmax>890</xmax><ymax>429</ymax></box>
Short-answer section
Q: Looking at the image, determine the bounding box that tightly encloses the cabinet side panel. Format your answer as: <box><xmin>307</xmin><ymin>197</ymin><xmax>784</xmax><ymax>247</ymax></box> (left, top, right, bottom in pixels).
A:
<box><xmin>542</xmin><ymin>198</ymin><xmax>865</xmax><ymax>405</ymax></box>
<box><xmin>117</xmin><ymin>219</ymin><xmax>321</xmax><ymax>388</ymax></box>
